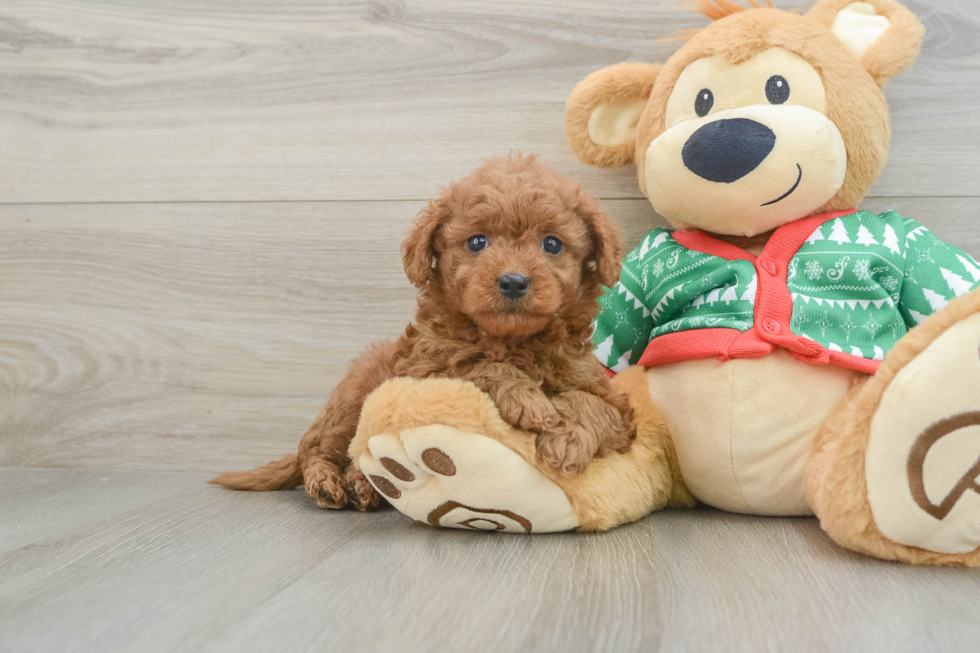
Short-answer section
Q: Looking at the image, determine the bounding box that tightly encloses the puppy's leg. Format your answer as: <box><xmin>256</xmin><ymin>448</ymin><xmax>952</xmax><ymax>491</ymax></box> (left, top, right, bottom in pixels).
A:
<box><xmin>590</xmin><ymin>383</ymin><xmax>638</xmax><ymax>455</ymax></box>
<box><xmin>298</xmin><ymin>342</ymin><xmax>398</xmax><ymax>511</ymax></box>
<box><xmin>537</xmin><ymin>390</ymin><xmax>635</xmax><ymax>475</ymax></box>
<box><xmin>344</xmin><ymin>466</ymin><xmax>382</xmax><ymax>512</ymax></box>
<box><xmin>462</xmin><ymin>362</ymin><xmax>560</xmax><ymax>433</ymax></box>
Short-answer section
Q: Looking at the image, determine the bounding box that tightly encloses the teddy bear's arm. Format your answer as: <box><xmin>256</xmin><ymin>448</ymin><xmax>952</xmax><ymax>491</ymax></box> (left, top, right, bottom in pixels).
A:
<box><xmin>591</xmin><ymin>234</ymin><xmax>666</xmax><ymax>373</ymax></box>
<box><xmin>895</xmin><ymin>217</ymin><xmax>980</xmax><ymax>328</ymax></box>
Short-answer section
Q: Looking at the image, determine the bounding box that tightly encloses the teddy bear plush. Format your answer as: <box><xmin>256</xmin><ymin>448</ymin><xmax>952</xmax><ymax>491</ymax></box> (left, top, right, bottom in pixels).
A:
<box><xmin>350</xmin><ymin>0</ymin><xmax>980</xmax><ymax>565</ymax></box>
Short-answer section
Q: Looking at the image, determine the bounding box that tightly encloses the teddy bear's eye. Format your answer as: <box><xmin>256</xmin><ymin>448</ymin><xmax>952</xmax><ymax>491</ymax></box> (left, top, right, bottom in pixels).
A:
<box><xmin>765</xmin><ymin>75</ymin><xmax>790</xmax><ymax>104</ymax></box>
<box><xmin>466</xmin><ymin>235</ymin><xmax>489</xmax><ymax>253</ymax></box>
<box><xmin>695</xmin><ymin>88</ymin><xmax>714</xmax><ymax>117</ymax></box>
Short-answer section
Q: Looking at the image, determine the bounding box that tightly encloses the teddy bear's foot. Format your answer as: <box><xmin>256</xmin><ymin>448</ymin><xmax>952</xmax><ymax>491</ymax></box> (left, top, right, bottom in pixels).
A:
<box><xmin>350</xmin><ymin>373</ymin><xmax>682</xmax><ymax>533</ymax></box>
<box><xmin>357</xmin><ymin>425</ymin><xmax>579</xmax><ymax>533</ymax></box>
<box><xmin>865</xmin><ymin>312</ymin><xmax>980</xmax><ymax>554</ymax></box>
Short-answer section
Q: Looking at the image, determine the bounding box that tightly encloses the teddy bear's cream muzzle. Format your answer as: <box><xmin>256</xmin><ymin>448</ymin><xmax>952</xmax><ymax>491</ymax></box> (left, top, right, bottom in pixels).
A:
<box><xmin>644</xmin><ymin>104</ymin><xmax>847</xmax><ymax>237</ymax></box>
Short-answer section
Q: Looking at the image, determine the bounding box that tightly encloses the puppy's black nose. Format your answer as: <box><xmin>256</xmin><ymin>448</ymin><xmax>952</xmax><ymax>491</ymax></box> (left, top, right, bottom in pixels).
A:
<box><xmin>682</xmin><ymin>118</ymin><xmax>776</xmax><ymax>183</ymax></box>
<box><xmin>498</xmin><ymin>273</ymin><xmax>529</xmax><ymax>300</ymax></box>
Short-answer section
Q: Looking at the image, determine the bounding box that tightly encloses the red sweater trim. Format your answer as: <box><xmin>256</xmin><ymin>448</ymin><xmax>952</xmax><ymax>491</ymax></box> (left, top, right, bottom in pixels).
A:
<box><xmin>638</xmin><ymin>328</ymin><xmax>881</xmax><ymax>373</ymax></box>
<box><xmin>638</xmin><ymin>328</ymin><xmax>770</xmax><ymax>367</ymax></box>
<box><xmin>635</xmin><ymin>209</ymin><xmax>880</xmax><ymax>375</ymax></box>
<box><xmin>673</xmin><ymin>231</ymin><xmax>756</xmax><ymax>262</ymax></box>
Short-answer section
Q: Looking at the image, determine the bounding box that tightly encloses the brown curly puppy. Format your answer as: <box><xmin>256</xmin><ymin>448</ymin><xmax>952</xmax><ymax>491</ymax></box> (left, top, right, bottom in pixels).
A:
<box><xmin>211</xmin><ymin>154</ymin><xmax>636</xmax><ymax>510</ymax></box>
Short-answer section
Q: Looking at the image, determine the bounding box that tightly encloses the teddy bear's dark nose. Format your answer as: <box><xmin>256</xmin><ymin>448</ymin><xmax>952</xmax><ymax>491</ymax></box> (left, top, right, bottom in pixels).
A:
<box><xmin>682</xmin><ymin>118</ymin><xmax>776</xmax><ymax>183</ymax></box>
<box><xmin>498</xmin><ymin>273</ymin><xmax>529</xmax><ymax>299</ymax></box>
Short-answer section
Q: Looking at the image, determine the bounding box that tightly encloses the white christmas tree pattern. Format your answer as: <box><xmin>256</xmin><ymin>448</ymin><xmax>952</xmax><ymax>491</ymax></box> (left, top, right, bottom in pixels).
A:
<box><xmin>956</xmin><ymin>254</ymin><xmax>980</xmax><ymax>282</ymax></box>
<box><xmin>593</xmin><ymin>334</ymin><xmax>614</xmax><ymax>367</ymax></box>
<box><xmin>904</xmin><ymin>223</ymin><xmax>929</xmax><ymax>242</ymax></box>
<box><xmin>805</xmin><ymin>225</ymin><xmax>825</xmax><ymax>245</ymax></box>
<box><xmin>882</xmin><ymin>224</ymin><xmax>901</xmax><ymax>255</ymax></box>
<box><xmin>922</xmin><ymin>288</ymin><xmax>949</xmax><ymax>312</ymax></box>
<box><xmin>828</xmin><ymin>219</ymin><xmax>851</xmax><ymax>245</ymax></box>
<box><xmin>907</xmin><ymin>309</ymin><xmax>928</xmax><ymax>325</ymax></box>
<box><xmin>855</xmin><ymin>224</ymin><xmax>878</xmax><ymax>246</ymax></box>
<box><xmin>741</xmin><ymin>275</ymin><xmax>757</xmax><ymax>304</ymax></box>
<box><xmin>942</xmin><ymin>268</ymin><xmax>973</xmax><ymax>297</ymax></box>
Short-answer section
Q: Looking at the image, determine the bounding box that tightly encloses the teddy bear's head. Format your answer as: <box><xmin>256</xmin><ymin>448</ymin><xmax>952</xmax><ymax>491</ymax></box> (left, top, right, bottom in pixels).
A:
<box><xmin>566</xmin><ymin>0</ymin><xmax>923</xmax><ymax>238</ymax></box>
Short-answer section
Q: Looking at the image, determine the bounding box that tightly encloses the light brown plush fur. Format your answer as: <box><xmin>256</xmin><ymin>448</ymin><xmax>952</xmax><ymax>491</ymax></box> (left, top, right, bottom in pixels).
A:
<box><xmin>567</xmin><ymin>0</ymin><xmax>921</xmax><ymax>217</ymax></box>
<box><xmin>348</xmin><ymin>366</ymin><xmax>693</xmax><ymax>531</ymax></box>
<box><xmin>806</xmin><ymin>0</ymin><xmax>925</xmax><ymax>88</ymax></box>
<box><xmin>564</xmin><ymin>366</ymin><xmax>695</xmax><ymax>531</ymax></box>
<box><xmin>211</xmin><ymin>155</ymin><xmax>636</xmax><ymax>510</ymax></box>
<box><xmin>565</xmin><ymin>63</ymin><xmax>662</xmax><ymax>169</ymax></box>
<box><xmin>806</xmin><ymin>288</ymin><xmax>980</xmax><ymax>566</ymax></box>
<box><xmin>561</xmin><ymin>0</ymin><xmax>980</xmax><ymax>565</ymax></box>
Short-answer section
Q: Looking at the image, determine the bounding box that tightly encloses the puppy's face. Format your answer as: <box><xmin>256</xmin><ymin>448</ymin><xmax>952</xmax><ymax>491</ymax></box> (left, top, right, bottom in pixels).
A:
<box><xmin>402</xmin><ymin>157</ymin><xmax>623</xmax><ymax>338</ymax></box>
<box><xmin>436</xmin><ymin>200</ymin><xmax>590</xmax><ymax>337</ymax></box>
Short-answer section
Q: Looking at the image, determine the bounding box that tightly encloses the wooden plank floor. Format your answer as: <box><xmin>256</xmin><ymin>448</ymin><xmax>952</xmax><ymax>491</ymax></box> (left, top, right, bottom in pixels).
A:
<box><xmin>1</xmin><ymin>0</ymin><xmax>978</xmax><ymax>202</ymax></box>
<box><xmin>2</xmin><ymin>0</ymin><xmax>980</xmax><ymax>650</ymax></box>
<box><xmin>1</xmin><ymin>468</ymin><xmax>978</xmax><ymax>653</ymax></box>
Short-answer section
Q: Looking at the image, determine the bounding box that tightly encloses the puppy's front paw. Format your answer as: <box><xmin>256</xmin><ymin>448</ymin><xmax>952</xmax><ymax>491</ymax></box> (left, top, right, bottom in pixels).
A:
<box><xmin>304</xmin><ymin>460</ymin><xmax>349</xmax><ymax>509</ymax></box>
<box><xmin>602</xmin><ymin>415</ymin><xmax>637</xmax><ymax>456</ymax></box>
<box><xmin>496</xmin><ymin>388</ymin><xmax>561</xmax><ymax>433</ymax></box>
<box><xmin>344</xmin><ymin>466</ymin><xmax>382</xmax><ymax>512</ymax></box>
<box><xmin>536</xmin><ymin>424</ymin><xmax>596</xmax><ymax>477</ymax></box>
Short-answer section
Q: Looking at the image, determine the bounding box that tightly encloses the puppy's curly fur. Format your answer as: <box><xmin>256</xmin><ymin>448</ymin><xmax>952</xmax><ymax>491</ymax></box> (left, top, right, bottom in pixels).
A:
<box><xmin>211</xmin><ymin>155</ymin><xmax>636</xmax><ymax>510</ymax></box>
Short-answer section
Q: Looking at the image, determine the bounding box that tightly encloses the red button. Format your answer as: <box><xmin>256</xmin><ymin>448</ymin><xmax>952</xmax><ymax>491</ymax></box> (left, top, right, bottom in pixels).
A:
<box><xmin>763</xmin><ymin>318</ymin><xmax>780</xmax><ymax>335</ymax></box>
<box><xmin>762</xmin><ymin>261</ymin><xmax>778</xmax><ymax>276</ymax></box>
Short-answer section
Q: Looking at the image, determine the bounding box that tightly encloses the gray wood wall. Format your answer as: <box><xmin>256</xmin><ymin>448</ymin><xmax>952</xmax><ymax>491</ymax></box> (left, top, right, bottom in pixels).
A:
<box><xmin>2</xmin><ymin>0</ymin><xmax>979</xmax><ymax>472</ymax></box>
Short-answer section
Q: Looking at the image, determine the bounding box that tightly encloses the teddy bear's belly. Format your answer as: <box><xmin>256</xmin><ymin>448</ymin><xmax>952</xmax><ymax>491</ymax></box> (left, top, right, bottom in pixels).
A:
<box><xmin>645</xmin><ymin>348</ymin><xmax>865</xmax><ymax>516</ymax></box>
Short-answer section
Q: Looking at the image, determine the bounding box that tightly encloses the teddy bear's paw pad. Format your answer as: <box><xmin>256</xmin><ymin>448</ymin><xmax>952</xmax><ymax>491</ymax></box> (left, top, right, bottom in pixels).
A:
<box><xmin>357</xmin><ymin>425</ymin><xmax>579</xmax><ymax>533</ymax></box>
<box><xmin>866</xmin><ymin>313</ymin><xmax>980</xmax><ymax>554</ymax></box>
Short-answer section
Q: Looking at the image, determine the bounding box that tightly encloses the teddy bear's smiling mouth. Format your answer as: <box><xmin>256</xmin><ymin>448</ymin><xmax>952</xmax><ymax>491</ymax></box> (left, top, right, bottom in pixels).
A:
<box><xmin>761</xmin><ymin>163</ymin><xmax>803</xmax><ymax>207</ymax></box>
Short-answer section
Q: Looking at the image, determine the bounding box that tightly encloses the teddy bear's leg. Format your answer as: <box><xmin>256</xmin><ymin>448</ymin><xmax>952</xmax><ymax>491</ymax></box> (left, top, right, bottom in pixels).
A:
<box><xmin>806</xmin><ymin>289</ymin><xmax>980</xmax><ymax>565</ymax></box>
<box><xmin>349</xmin><ymin>367</ymin><xmax>687</xmax><ymax>533</ymax></box>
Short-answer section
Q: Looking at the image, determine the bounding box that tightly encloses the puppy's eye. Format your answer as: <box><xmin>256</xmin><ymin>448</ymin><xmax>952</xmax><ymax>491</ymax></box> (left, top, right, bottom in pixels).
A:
<box><xmin>466</xmin><ymin>235</ymin><xmax>488</xmax><ymax>253</ymax></box>
<box><xmin>542</xmin><ymin>236</ymin><xmax>563</xmax><ymax>255</ymax></box>
<box><xmin>765</xmin><ymin>75</ymin><xmax>790</xmax><ymax>104</ymax></box>
<box><xmin>695</xmin><ymin>88</ymin><xmax>713</xmax><ymax>117</ymax></box>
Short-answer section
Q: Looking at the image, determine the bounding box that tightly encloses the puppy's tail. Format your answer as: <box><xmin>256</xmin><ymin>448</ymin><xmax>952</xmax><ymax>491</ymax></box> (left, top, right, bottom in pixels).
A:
<box><xmin>209</xmin><ymin>454</ymin><xmax>303</xmax><ymax>491</ymax></box>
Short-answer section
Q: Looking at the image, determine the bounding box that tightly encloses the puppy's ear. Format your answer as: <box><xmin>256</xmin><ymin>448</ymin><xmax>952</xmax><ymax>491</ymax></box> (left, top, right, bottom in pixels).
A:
<box><xmin>807</xmin><ymin>0</ymin><xmax>924</xmax><ymax>87</ymax></box>
<box><xmin>402</xmin><ymin>195</ymin><xmax>451</xmax><ymax>288</ymax></box>
<box><xmin>575</xmin><ymin>190</ymin><xmax>624</xmax><ymax>288</ymax></box>
<box><xmin>566</xmin><ymin>63</ymin><xmax>661</xmax><ymax>168</ymax></box>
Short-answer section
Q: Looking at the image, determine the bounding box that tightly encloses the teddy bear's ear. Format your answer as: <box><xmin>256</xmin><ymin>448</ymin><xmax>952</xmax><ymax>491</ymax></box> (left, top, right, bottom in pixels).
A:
<box><xmin>566</xmin><ymin>63</ymin><xmax>661</xmax><ymax>168</ymax></box>
<box><xmin>807</xmin><ymin>0</ymin><xmax>924</xmax><ymax>88</ymax></box>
